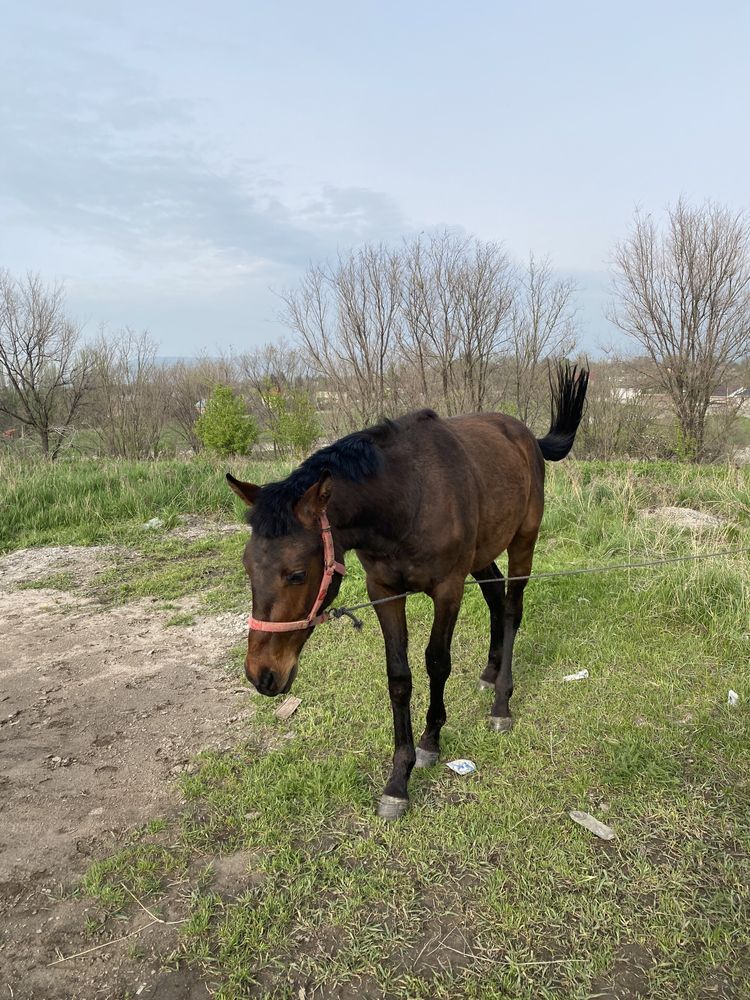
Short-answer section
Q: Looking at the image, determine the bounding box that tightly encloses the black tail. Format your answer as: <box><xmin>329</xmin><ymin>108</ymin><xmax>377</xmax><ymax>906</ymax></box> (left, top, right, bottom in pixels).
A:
<box><xmin>536</xmin><ymin>361</ymin><xmax>589</xmax><ymax>462</ymax></box>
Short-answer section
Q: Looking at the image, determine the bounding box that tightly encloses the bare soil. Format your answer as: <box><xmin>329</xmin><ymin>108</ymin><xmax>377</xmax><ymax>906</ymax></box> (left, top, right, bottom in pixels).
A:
<box><xmin>0</xmin><ymin>546</ymin><xmax>252</xmax><ymax>999</ymax></box>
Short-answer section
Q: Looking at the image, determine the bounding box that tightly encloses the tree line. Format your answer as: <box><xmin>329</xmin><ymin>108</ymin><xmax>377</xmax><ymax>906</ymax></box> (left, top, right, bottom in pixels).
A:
<box><xmin>1</xmin><ymin>199</ymin><xmax>749</xmax><ymax>462</ymax></box>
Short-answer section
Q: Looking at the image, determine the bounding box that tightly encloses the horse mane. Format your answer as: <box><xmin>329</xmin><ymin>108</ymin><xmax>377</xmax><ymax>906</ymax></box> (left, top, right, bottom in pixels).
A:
<box><xmin>248</xmin><ymin>410</ymin><xmax>437</xmax><ymax>538</ymax></box>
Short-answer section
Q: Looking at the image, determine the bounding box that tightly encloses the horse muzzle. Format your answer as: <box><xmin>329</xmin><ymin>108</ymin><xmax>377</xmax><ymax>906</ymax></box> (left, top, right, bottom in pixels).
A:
<box><xmin>246</xmin><ymin>660</ymin><xmax>298</xmax><ymax>697</ymax></box>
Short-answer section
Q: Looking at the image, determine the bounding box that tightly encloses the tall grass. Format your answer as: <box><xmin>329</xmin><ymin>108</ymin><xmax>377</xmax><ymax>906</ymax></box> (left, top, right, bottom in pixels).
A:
<box><xmin>0</xmin><ymin>454</ymin><xmax>294</xmax><ymax>551</ymax></box>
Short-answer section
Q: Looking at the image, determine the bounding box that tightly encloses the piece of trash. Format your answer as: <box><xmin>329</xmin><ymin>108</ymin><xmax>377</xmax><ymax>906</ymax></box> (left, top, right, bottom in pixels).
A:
<box><xmin>446</xmin><ymin>759</ymin><xmax>477</xmax><ymax>775</ymax></box>
<box><xmin>562</xmin><ymin>669</ymin><xmax>589</xmax><ymax>682</ymax></box>
<box><xmin>142</xmin><ymin>517</ymin><xmax>164</xmax><ymax>529</ymax></box>
<box><xmin>274</xmin><ymin>696</ymin><xmax>302</xmax><ymax>721</ymax></box>
<box><xmin>569</xmin><ymin>810</ymin><xmax>616</xmax><ymax>841</ymax></box>
<box><xmin>728</xmin><ymin>689</ymin><xmax>739</xmax><ymax>707</ymax></box>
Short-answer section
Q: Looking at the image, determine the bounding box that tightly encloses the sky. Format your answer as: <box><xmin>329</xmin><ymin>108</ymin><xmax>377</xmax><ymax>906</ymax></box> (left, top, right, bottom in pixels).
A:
<box><xmin>2</xmin><ymin>1</ymin><xmax>749</xmax><ymax>356</ymax></box>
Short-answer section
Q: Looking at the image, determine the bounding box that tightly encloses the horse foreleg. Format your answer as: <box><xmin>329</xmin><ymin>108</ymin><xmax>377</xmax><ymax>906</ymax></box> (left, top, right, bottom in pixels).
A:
<box><xmin>370</xmin><ymin>585</ymin><xmax>414</xmax><ymax>820</ymax></box>
<box><xmin>415</xmin><ymin>579</ymin><xmax>463</xmax><ymax>767</ymax></box>
<box><xmin>490</xmin><ymin>532</ymin><xmax>536</xmax><ymax>733</ymax></box>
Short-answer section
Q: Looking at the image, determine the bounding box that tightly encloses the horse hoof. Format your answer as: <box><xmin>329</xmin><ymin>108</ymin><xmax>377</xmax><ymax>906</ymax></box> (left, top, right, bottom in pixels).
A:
<box><xmin>377</xmin><ymin>794</ymin><xmax>409</xmax><ymax>820</ymax></box>
<box><xmin>488</xmin><ymin>715</ymin><xmax>514</xmax><ymax>733</ymax></box>
<box><xmin>478</xmin><ymin>679</ymin><xmax>494</xmax><ymax>692</ymax></box>
<box><xmin>414</xmin><ymin>748</ymin><xmax>439</xmax><ymax>768</ymax></box>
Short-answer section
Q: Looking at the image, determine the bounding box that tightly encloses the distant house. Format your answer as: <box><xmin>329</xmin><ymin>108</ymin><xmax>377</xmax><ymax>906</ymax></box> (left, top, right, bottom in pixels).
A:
<box><xmin>709</xmin><ymin>385</ymin><xmax>750</xmax><ymax>412</ymax></box>
<box><xmin>613</xmin><ymin>386</ymin><xmax>641</xmax><ymax>402</ymax></box>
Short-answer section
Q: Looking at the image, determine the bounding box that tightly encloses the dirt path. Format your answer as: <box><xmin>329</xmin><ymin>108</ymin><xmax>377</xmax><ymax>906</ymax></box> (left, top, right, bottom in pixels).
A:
<box><xmin>0</xmin><ymin>547</ymin><xmax>252</xmax><ymax>999</ymax></box>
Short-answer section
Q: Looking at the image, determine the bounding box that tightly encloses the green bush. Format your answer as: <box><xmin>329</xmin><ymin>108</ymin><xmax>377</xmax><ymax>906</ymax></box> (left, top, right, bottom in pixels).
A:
<box><xmin>264</xmin><ymin>383</ymin><xmax>321</xmax><ymax>457</ymax></box>
<box><xmin>194</xmin><ymin>386</ymin><xmax>258</xmax><ymax>457</ymax></box>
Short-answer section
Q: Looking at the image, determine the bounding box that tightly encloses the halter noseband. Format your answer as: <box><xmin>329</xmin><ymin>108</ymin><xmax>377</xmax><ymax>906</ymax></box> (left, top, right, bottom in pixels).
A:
<box><xmin>248</xmin><ymin>512</ymin><xmax>346</xmax><ymax>633</ymax></box>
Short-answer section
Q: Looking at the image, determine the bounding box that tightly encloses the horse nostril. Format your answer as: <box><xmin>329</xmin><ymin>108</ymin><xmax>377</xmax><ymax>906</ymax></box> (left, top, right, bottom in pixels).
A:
<box><xmin>257</xmin><ymin>668</ymin><xmax>277</xmax><ymax>696</ymax></box>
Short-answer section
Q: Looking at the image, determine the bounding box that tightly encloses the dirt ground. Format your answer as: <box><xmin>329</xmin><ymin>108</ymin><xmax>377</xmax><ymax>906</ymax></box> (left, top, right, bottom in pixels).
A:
<box><xmin>0</xmin><ymin>545</ymin><xmax>252</xmax><ymax>999</ymax></box>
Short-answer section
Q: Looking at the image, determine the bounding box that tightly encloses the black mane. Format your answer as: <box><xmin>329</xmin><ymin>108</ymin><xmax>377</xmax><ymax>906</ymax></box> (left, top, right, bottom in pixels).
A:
<box><xmin>248</xmin><ymin>410</ymin><xmax>438</xmax><ymax>538</ymax></box>
<box><xmin>249</xmin><ymin>427</ymin><xmax>386</xmax><ymax>538</ymax></box>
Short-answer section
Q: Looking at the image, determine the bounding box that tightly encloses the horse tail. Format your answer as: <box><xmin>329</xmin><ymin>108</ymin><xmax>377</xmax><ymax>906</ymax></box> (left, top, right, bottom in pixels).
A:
<box><xmin>536</xmin><ymin>361</ymin><xmax>590</xmax><ymax>462</ymax></box>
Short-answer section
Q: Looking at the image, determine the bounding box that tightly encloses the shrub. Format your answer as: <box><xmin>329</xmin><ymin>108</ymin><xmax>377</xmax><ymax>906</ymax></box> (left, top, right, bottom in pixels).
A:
<box><xmin>264</xmin><ymin>384</ymin><xmax>321</xmax><ymax>457</ymax></box>
<box><xmin>194</xmin><ymin>386</ymin><xmax>258</xmax><ymax>457</ymax></box>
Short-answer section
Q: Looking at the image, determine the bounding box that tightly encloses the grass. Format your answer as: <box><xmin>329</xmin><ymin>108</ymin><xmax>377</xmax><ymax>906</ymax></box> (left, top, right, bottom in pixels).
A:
<box><xmin>3</xmin><ymin>454</ymin><xmax>750</xmax><ymax>998</ymax></box>
<box><xmin>0</xmin><ymin>453</ymin><xmax>296</xmax><ymax>552</ymax></box>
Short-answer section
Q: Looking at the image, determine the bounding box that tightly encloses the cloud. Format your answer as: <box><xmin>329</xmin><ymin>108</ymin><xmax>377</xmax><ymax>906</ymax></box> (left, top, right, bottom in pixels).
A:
<box><xmin>0</xmin><ymin>20</ymin><xmax>409</xmax><ymax>310</ymax></box>
<box><xmin>0</xmin><ymin>10</ymin><xmax>407</xmax><ymax>344</ymax></box>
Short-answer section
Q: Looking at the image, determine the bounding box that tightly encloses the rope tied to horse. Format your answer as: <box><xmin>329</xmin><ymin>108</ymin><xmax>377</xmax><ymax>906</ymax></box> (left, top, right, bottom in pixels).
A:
<box><xmin>325</xmin><ymin>544</ymin><xmax>750</xmax><ymax>630</ymax></box>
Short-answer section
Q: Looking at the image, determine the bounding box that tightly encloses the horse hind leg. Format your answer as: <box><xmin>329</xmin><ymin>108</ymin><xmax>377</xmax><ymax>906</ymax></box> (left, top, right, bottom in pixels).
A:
<box><xmin>489</xmin><ymin>529</ymin><xmax>538</xmax><ymax>733</ymax></box>
<box><xmin>471</xmin><ymin>563</ymin><xmax>505</xmax><ymax>692</ymax></box>
<box><xmin>415</xmin><ymin>579</ymin><xmax>463</xmax><ymax>768</ymax></box>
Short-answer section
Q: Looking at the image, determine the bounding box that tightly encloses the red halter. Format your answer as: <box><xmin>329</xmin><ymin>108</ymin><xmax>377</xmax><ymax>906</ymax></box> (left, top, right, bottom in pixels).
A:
<box><xmin>248</xmin><ymin>512</ymin><xmax>346</xmax><ymax>633</ymax></box>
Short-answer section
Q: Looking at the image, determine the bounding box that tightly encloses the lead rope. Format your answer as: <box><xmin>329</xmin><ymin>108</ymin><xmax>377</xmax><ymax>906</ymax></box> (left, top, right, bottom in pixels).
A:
<box><xmin>326</xmin><ymin>544</ymin><xmax>750</xmax><ymax>629</ymax></box>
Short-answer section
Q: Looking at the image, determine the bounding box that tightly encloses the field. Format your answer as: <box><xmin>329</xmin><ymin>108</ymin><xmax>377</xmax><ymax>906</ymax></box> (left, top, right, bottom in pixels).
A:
<box><xmin>1</xmin><ymin>455</ymin><xmax>749</xmax><ymax>1000</ymax></box>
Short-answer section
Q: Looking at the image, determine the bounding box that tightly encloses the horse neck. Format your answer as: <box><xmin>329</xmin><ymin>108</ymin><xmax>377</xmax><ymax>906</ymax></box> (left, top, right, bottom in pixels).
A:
<box><xmin>326</xmin><ymin>477</ymin><xmax>401</xmax><ymax>555</ymax></box>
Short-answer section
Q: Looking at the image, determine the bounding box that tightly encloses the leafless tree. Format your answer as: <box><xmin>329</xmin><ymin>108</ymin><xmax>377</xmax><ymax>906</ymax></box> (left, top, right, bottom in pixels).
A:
<box><xmin>611</xmin><ymin>199</ymin><xmax>750</xmax><ymax>460</ymax></box>
<box><xmin>400</xmin><ymin>232</ymin><xmax>515</xmax><ymax>414</ymax></box>
<box><xmin>90</xmin><ymin>327</ymin><xmax>172</xmax><ymax>459</ymax></box>
<box><xmin>236</xmin><ymin>338</ymin><xmax>307</xmax><ymax>433</ymax></box>
<box><xmin>0</xmin><ymin>271</ymin><xmax>92</xmax><ymax>458</ymax></box>
<box><xmin>508</xmin><ymin>254</ymin><xmax>578</xmax><ymax>426</ymax></box>
<box><xmin>281</xmin><ymin>245</ymin><xmax>402</xmax><ymax>431</ymax></box>
<box><xmin>236</xmin><ymin>339</ymin><xmax>303</xmax><ymax>392</ymax></box>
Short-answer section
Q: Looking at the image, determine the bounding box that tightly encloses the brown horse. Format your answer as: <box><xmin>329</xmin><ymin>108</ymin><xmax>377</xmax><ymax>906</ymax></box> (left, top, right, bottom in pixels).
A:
<box><xmin>228</xmin><ymin>362</ymin><xmax>589</xmax><ymax>819</ymax></box>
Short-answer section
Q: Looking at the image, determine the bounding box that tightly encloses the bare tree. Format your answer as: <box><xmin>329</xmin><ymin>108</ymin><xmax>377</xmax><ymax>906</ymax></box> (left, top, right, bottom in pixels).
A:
<box><xmin>283</xmin><ymin>235</ymin><xmax>574</xmax><ymax>425</ymax></box>
<box><xmin>400</xmin><ymin>233</ymin><xmax>515</xmax><ymax>414</ymax></box>
<box><xmin>611</xmin><ymin>199</ymin><xmax>750</xmax><ymax>460</ymax></box>
<box><xmin>0</xmin><ymin>271</ymin><xmax>92</xmax><ymax>458</ymax></box>
<box><xmin>236</xmin><ymin>338</ymin><xmax>306</xmax><ymax>436</ymax></box>
<box><xmin>282</xmin><ymin>245</ymin><xmax>401</xmax><ymax>431</ymax></box>
<box><xmin>508</xmin><ymin>254</ymin><xmax>577</xmax><ymax>426</ymax></box>
<box><xmin>90</xmin><ymin>328</ymin><xmax>172</xmax><ymax>459</ymax></box>
<box><xmin>237</xmin><ymin>339</ymin><xmax>303</xmax><ymax>393</ymax></box>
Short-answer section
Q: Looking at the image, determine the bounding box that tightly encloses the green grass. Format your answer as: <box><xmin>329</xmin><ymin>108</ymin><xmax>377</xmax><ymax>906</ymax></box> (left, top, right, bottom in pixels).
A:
<box><xmin>0</xmin><ymin>453</ymin><xmax>296</xmax><ymax>552</ymax></box>
<box><xmin>3</xmin><ymin>456</ymin><xmax>750</xmax><ymax>998</ymax></box>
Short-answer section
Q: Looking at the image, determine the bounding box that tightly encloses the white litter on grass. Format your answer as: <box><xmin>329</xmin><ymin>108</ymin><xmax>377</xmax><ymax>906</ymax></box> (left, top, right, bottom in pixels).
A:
<box><xmin>569</xmin><ymin>810</ymin><xmax>616</xmax><ymax>841</ymax></box>
<box><xmin>446</xmin><ymin>759</ymin><xmax>477</xmax><ymax>775</ymax></box>
<box><xmin>142</xmin><ymin>517</ymin><xmax>164</xmax><ymax>530</ymax></box>
<box><xmin>728</xmin><ymin>689</ymin><xmax>740</xmax><ymax>707</ymax></box>
<box><xmin>562</xmin><ymin>669</ymin><xmax>589</xmax><ymax>682</ymax></box>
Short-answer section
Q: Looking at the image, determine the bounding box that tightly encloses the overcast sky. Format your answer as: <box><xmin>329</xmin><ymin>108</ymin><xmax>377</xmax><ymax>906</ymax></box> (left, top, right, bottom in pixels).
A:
<box><xmin>2</xmin><ymin>1</ymin><xmax>749</xmax><ymax>355</ymax></box>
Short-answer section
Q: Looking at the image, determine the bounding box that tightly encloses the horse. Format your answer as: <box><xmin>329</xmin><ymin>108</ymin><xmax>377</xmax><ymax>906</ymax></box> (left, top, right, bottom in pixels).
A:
<box><xmin>227</xmin><ymin>362</ymin><xmax>589</xmax><ymax>819</ymax></box>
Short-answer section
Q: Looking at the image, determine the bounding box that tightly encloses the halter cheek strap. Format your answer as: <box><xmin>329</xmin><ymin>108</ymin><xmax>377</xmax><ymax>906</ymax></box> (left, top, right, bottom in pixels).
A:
<box><xmin>248</xmin><ymin>512</ymin><xmax>346</xmax><ymax>633</ymax></box>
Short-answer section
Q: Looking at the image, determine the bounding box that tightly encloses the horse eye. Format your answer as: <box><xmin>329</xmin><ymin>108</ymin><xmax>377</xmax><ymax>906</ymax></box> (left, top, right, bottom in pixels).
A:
<box><xmin>286</xmin><ymin>570</ymin><xmax>307</xmax><ymax>585</ymax></box>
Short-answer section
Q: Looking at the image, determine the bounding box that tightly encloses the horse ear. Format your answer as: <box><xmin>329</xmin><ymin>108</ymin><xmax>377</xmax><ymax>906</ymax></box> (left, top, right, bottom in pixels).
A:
<box><xmin>293</xmin><ymin>473</ymin><xmax>332</xmax><ymax>529</ymax></box>
<box><xmin>226</xmin><ymin>473</ymin><xmax>260</xmax><ymax>506</ymax></box>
